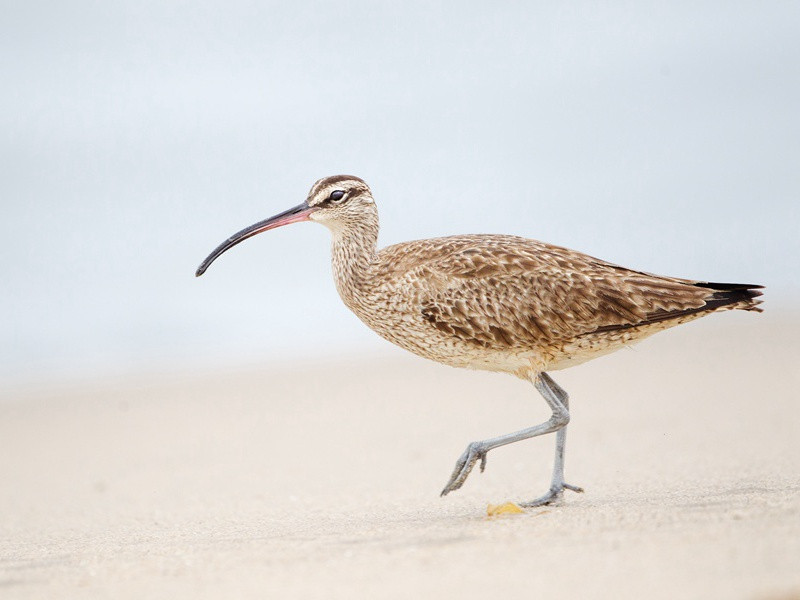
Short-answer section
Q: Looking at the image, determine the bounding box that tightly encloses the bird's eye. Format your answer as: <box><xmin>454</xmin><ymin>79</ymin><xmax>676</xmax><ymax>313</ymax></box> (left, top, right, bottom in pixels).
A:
<box><xmin>328</xmin><ymin>190</ymin><xmax>346</xmax><ymax>203</ymax></box>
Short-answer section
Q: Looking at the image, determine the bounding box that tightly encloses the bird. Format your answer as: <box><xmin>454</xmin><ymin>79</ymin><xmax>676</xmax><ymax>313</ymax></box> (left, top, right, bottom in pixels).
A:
<box><xmin>196</xmin><ymin>175</ymin><xmax>763</xmax><ymax>507</ymax></box>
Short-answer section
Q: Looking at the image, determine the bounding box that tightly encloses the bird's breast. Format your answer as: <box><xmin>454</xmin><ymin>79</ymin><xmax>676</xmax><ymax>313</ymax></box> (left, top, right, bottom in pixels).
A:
<box><xmin>337</xmin><ymin>279</ymin><xmax>542</xmax><ymax>375</ymax></box>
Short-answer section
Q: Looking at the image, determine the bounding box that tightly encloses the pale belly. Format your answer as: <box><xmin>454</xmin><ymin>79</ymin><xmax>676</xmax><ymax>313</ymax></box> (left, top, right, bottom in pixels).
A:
<box><xmin>346</xmin><ymin>300</ymin><xmax>565</xmax><ymax>377</ymax></box>
<box><xmin>346</xmin><ymin>296</ymin><xmax>702</xmax><ymax>378</ymax></box>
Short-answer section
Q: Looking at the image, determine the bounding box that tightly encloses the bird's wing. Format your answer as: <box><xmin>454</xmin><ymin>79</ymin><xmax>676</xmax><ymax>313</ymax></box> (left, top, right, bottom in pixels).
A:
<box><xmin>383</xmin><ymin>235</ymin><xmax>714</xmax><ymax>350</ymax></box>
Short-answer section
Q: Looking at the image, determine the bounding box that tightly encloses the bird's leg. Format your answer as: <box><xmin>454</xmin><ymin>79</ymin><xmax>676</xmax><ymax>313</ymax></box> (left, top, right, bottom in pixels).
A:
<box><xmin>440</xmin><ymin>372</ymin><xmax>571</xmax><ymax>497</ymax></box>
<box><xmin>519</xmin><ymin>372</ymin><xmax>583</xmax><ymax>507</ymax></box>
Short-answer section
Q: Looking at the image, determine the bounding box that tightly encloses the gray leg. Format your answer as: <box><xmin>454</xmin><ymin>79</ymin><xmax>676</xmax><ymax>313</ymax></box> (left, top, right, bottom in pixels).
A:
<box><xmin>519</xmin><ymin>373</ymin><xmax>583</xmax><ymax>507</ymax></box>
<box><xmin>441</xmin><ymin>372</ymin><xmax>580</xmax><ymax>501</ymax></box>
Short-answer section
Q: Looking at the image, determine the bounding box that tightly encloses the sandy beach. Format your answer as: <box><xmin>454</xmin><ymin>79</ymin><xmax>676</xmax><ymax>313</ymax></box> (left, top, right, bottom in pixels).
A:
<box><xmin>1</xmin><ymin>313</ymin><xmax>798</xmax><ymax>599</ymax></box>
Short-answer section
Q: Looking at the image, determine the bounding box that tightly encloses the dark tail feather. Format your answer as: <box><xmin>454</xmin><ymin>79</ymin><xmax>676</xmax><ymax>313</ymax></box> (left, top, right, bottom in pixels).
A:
<box><xmin>593</xmin><ymin>281</ymin><xmax>764</xmax><ymax>334</ymax></box>
<box><xmin>695</xmin><ymin>282</ymin><xmax>764</xmax><ymax>312</ymax></box>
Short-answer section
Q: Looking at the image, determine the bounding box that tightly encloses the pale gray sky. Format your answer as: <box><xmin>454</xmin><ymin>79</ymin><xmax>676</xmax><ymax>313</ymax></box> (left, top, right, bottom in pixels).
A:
<box><xmin>2</xmin><ymin>1</ymin><xmax>798</xmax><ymax>384</ymax></box>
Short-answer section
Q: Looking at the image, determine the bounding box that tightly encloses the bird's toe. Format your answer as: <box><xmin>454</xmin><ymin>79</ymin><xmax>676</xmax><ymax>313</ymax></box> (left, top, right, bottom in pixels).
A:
<box><xmin>440</xmin><ymin>441</ymin><xmax>488</xmax><ymax>496</ymax></box>
<box><xmin>519</xmin><ymin>482</ymin><xmax>584</xmax><ymax>507</ymax></box>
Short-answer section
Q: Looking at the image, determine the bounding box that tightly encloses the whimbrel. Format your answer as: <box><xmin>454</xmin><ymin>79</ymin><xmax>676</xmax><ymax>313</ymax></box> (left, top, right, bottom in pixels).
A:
<box><xmin>196</xmin><ymin>175</ymin><xmax>763</xmax><ymax>506</ymax></box>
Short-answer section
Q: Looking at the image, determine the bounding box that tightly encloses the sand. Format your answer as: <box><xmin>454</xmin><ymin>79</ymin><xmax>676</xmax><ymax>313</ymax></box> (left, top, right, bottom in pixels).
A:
<box><xmin>1</xmin><ymin>314</ymin><xmax>798</xmax><ymax>599</ymax></box>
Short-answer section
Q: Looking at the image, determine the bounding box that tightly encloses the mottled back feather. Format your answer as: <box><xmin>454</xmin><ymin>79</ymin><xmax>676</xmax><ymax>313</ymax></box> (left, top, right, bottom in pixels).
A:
<box><xmin>373</xmin><ymin>235</ymin><xmax>761</xmax><ymax>351</ymax></box>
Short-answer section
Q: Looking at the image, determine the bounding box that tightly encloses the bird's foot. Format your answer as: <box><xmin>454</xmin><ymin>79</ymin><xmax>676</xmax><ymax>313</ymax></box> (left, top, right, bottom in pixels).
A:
<box><xmin>519</xmin><ymin>482</ymin><xmax>584</xmax><ymax>508</ymax></box>
<box><xmin>440</xmin><ymin>441</ymin><xmax>489</xmax><ymax>496</ymax></box>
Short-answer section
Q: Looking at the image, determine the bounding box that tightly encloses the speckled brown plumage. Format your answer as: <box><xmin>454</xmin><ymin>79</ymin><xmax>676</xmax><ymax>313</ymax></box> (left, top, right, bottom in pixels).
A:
<box><xmin>302</xmin><ymin>177</ymin><xmax>762</xmax><ymax>379</ymax></box>
<box><xmin>196</xmin><ymin>174</ymin><xmax>763</xmax><ymax>507</ymax></box>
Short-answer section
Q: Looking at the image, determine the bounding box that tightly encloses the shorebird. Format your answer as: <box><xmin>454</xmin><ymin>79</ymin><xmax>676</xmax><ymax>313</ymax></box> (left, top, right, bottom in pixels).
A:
<box><xmin>196</xmin><ymin>175</ymin><xmax>763</xmax><ymax>506</ymax></box>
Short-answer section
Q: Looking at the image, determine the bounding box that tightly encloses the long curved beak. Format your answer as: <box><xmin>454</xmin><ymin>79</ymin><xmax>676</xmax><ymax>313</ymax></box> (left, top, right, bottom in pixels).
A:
<box><xmin>195</xmin><ymin>202</ymin><xmax>317</xmax><ymax>277</ymax></box>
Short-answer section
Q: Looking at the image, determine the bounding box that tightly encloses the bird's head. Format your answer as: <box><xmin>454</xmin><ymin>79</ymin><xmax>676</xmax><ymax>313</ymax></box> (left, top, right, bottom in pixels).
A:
<box><xmin>195</xmin><ymin>175</ymin><xmax>376</xmax><ymax>277</ymax></box>
<box><xmin>305</xmin><ymin>175</ymin><xmax>376</xmax><ymax>233</ymax></box>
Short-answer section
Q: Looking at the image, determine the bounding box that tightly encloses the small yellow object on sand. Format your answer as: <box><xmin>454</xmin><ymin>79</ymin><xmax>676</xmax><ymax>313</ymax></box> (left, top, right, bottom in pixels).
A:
<box><xmin>486</xmin><ymin>502</ymin><xmax>525</xmax><ymax>516</ymax></box>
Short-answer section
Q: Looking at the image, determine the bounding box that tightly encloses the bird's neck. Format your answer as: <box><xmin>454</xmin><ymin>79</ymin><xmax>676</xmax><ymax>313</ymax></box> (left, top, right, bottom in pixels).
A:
<box><xmin>330</xmin><ymin>216</ymin><xmax>379</xmax><ymax>307</ymax></box>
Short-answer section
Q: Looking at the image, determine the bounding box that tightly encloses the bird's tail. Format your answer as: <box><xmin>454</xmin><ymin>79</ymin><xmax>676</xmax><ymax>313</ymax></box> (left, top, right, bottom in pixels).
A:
<box><xmin>693</xmin><ymin>282</ymin><xmax>764</xmax><ymax>313</ymax></box>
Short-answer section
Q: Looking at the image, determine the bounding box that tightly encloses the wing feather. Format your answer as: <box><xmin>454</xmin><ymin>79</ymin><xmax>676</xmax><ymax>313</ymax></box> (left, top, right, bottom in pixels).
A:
<box><xmin>380</xmin><ymin>235</ymin><xmax>715</xmax><ymax>351</ymax></box>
